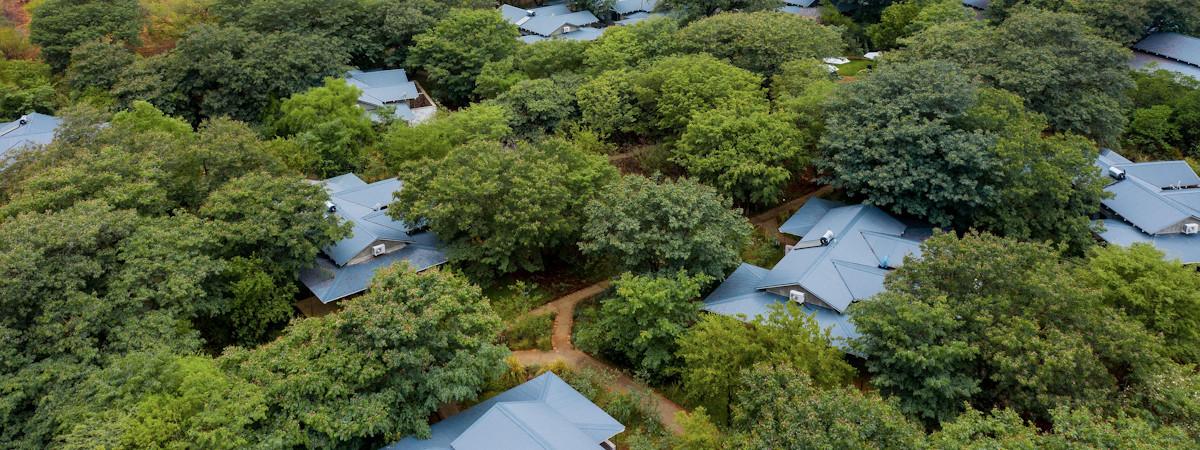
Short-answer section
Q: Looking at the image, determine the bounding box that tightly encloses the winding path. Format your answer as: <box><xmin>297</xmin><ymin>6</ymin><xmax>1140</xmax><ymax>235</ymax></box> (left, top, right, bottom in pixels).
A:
<box><xmin>510</xmin><ymin>281</ymin><xmax>686</xmax><ymax>435</ymax></box>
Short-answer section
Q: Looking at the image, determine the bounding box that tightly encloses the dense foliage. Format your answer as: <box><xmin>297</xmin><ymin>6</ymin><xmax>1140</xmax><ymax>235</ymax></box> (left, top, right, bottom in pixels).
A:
<box><xmin>675</xmin><ymin>11</ymin><xmax>844</xmax><ymax>76</ymax></box>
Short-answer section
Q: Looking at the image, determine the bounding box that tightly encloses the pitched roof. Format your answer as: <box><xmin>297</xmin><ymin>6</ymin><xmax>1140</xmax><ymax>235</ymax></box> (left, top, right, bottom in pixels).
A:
<box><xmin>500</xmin><ymin>4</ymin><xmax>599</xmax><ymax>37</ymax></box>
<box><xmin>612</xmin><ymin>0</ymin><xmax>658</xmax><ymax>15</ymax></box>
<box><xmin>1097</xmin><ymin>150</ymin><xmax>1200</xmax><ymax>235</ymax></box>
<box><xmin>384</xmin><ymin>372</ymin><xmax>624</xmax><ymax>450</ymax></box>
<box><xmin>298</xmin><ymin>174</ymin><xmax>448</xmax><ymax>303</ymax></box>
<box><xmin>0</xmin><ymin>112</ymin><xmax>61</xmax><ymax>158</ymax></box>
<box><xmin>1133</xmin><ymin>32</ymin><xmax>1200</xmax><ymax>68</ymax></box>
<box><xmin>702</xmin><ymin>264</ymin><xmax>861</xmax><ymax>348</ymax></box>
<box><xmin>1130</xmin><ymin>52</ymin><xmax>1200</xmax><ymax>81</ymax></box>
<box><xmin>783</xmin><ymin>0</ymin><xmax>818</xmax><ymax>7</ymax></box>
<box><xmin>962</xmin><ymin>0</ymin><xmax>988</xmax><ymax>9</ymax></box>
<box><xmin>759</xmin><ymin>203</ymin><xmax>922</xmax><ymax>312</ymax></box>
<box><xmin>346</xmin><ymin>69</ymin><xmax>420</xmax><ymax>107</ymax></box>
<box><xmin>1095</xmin><ymin>149</ymin><xmax>1200</xmax><ymax>261</ymax></box>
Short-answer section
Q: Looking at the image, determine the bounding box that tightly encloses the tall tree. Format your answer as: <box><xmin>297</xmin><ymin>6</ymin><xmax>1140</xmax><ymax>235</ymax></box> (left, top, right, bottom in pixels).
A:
<box><xmin>901</xmin><ymin>8</ymin><xmax>1132</xmax><ymax>143</ymax></box>
<box><xmin>657</xmin><ymin>0</ymin><xmax>783</xmax><ymax>23</ymax></box>
<box><xmin>0</xmin><ymin>57</ymin><xmax>56</xmax><ymax>121</ymax></box>
<box><xmin>220</xmin><ymin>265</ymin><xmax>508</xmax><ymax>448</ymax></box>
<box><xmin>579</xmin><ymin>175</ymin><xmax>752</xmax><ymax>279</ymax></box>
<box><xmin>576</xmin><ymin>271</ymin><xmax>710</xmax><ymax>381</ymax></box>
<box><xmin>407</xmin><ymin>9</ymin><xmax>519</xmax><ymax>107</ymax></box>
<box><xmin>29</xmin><ymin>0</ymin><xmax>142</xmax><ymax>72</ymax></box>
<box><xmin>675</xmin><ymin>11</ymin><xmax>844</xmax><ymax>76</ymax></box>
<box><xmin>267</xmin><ymin>78</ymin><xmax>376</xmax><ymax>177</ymax></box>
<box><xmin>392</xmin><ymin>139</ymin><xmax>617</xmax><ymax>279</ymax></box>
<box><xmin>374</xmin><ymin>103</ymin><xmax>512</xmax><ymax>168</ymax></box>
<box><xmin>582</xmin><ymin>16</ymin><xmax>679</xmax><ymax>73</ymax></box>
<box><xmin>630</xmin><ymin>53</ymin><xmax>766</xmax><ymax>135</ymax></box>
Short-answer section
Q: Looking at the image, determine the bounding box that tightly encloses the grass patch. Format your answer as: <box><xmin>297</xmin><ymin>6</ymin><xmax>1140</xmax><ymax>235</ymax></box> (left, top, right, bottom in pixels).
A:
<box><xmin>837</xmin><ymin>59</ymin><xmax>873</xmax><ymax>77</ymax></box>
<box><xmin>740</xmin><ymin>227</ymin><xmax>785</xmax><ymax>268</ymax></box>
<box><xmin>502</xmin><ymin>311</ymin><xmax>555</xmax><ymax>351</ymax></box>
<box><xmin>486</xmin><ymin>280</ymin><xmax>552</xmax><ymax>321</ymax></box>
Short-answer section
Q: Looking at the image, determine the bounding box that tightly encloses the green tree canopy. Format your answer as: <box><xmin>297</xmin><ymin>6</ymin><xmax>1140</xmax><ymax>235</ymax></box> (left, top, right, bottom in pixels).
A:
<box><xmin>675</xmin><ymin>11</ymin><xmax>844</xmax><ymax>76</ymax></box>
<box><xmin>374</xmin><ymin>102</ymin><xmax>512</xmax><ymax>168</ymax></box>
<box><xmin>29</xmin><ymin>0</ymin><xmax>142</xmax><ymax>72</ymax></box>
<box><xmin>268</xmin><ymin>77</ymin><xmax>376</xmax><ymax>177</ymax></box>
<box><xmin>657</xmin><ymin>0</ymin><xmax>783</xmax><ymax>23</ymax></box>
<box><xmin>867</xmin><ymin>0</ymin><xmax>972</xmax><ymax>49</ymax></box>
<box><xmin>579</xmin><ymin>175</ymin><xmax>752</xmax><ymax>279</ymax></box>
<box><xmin>674</xmin><ymin>103</ymin><xmax>809</xmax><ymax>206</ymax></box>
<box><xmin>677</xmin><ymin>303</ymin><xmax>854</xmax><ymax>424</ymax></box>
<box><xmin>392</xmin><ymin>139</ymin><xmax>617</xmax><ymax>279</ymax></box>
<box><xmin>851</xmin><ymin>232</ymin><xmax>1178</xmax><ymax>425</ymax></box>
<box><xmin>220</xmin><ymin>265</ymin><xmax>508</xmax><ymax>448</ymax></box>
<box><xmin>576</xmin><ymin>271</ymin><xmax>710</xmax><ymax>382</ymax></box>
<box><xmin>65</xmin><ymin>38</ymin><xmax>137</xmax><ymax>96</ymax></box>
<box><xmin>0</xmin><ymin>57</ymin><xmax>56</xmax><ymax>121</ymax></box>
<box><xmin>900</xmin><ymin>8</ymin><xmax>1132</xmax><ymax>143</ymax></box>
<box><xmin>582</xmin><ymin>16</ymin><xmax>678</xmax><ymax>72</ymax></box>
<box><xmin>407</xmin><ymin>9</ymin><xmax>520</xmax><ymax>107</ymax></box>
<box><xmin>730</xmin><ymin>363</ymin><xmax>926</xmax><ymax>449</ymax></box>
<box><xmin>929</xmin><ymin>407</ymin><xmax>1194</xmax><ymax>449</ymax></box>
<box><xmin>494</xmin><ymin>77</ymin><xmax>579</xmax><ymax>138</ymax></box>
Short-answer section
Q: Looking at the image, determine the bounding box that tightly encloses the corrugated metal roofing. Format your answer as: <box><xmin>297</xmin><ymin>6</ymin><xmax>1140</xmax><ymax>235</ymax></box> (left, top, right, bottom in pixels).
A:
<box><xmin>1130</xmin><ymin>52</ymin><xmax>1200</xmax><ymax>81</ymax></box>
<box><xmin>383</xmin><ymin>372</ymin><xmax>623</xmax><ymax>450</ymax></box>
<box><xmin>558</xmin><ymin>26</ymin><xmax>604</xmax><ymax>41</ymax></box>
<box><xmin>0</xmin><ymin>112</ymin><xmax>60</xmax><ymax>158</ymax></box>
<box><xmin>299</xmin><ymin>245</ymin><xmax>448</xmax><ymax>303</ymax></box>
<box><xmin>702</xmin><ymin>263</ymin><xmax>861</xmax><ymax>349</ymax></box>
<box><xmin>500</xmin><ymin>4</ymin><xmax>598</xmax><ymax>37</ymax></box>
<box><xmin>779</xmin><ymin>198</ymin><xmax>844</xmax><ymax>237</ymax></box>
<box><xmin>962</xmin><ymin>0</ymin><xmax>988</xmax><ymax>9</ymax></box>
<box><xmin>612</xmin><ymin>0</ymin><xmax>658</xmax><ymax>15</ymax></box>
<box><xmin>1132</xmin><ymin>32</ymin><xmax>1200</xmax><ymax>68</ymax></box>
<box><xmin>346</xmin><ymin>69</ymin><xmax>420</xmax><ymax>107</ymax></box>
<box><xmin>1098</xmin><ymin>219</ymin><xmax>1200</xmax><ymax>264</ymax></box>
<box><xmin>783</xmin><ymin>0</ymin><xmax>818</xmax><ymax>7</ymax></box>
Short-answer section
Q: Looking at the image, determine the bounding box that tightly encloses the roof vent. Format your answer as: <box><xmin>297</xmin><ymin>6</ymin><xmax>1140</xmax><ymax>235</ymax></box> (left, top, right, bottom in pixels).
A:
<box><xmin>819</xmin><ymin>229</ymin><xmax>835</xmax><ymax>246</ymax></box>
<box><xmin>373</xmin><ymin>202</ymin><xmax>384</xmax><ymax>211</ymax></box>
<box><xmin>525</xmin><ymin>9</ymin><xmax>535</xmax><ymax>15</ymax></box>
<box><xmin>1108</xmin><ymin>166</ymin><xmax>1126</xmax><ymax>180</ymax></box>
<box><xmin>18</xmin><ymin>115</ymin><xmax>28</xmax><ymax>125</ymax></box>
<box><xmin>878</xmin><ymin>255</ymin><xmax>890</xmax><ymax>270</ymax></box>
<box><xmin>372</xmin><ymin>243</ymin><xmax>387</xmax><ymax>256</ymax></box>
<box><xmin>1185</xmin><ymin>223</ymin><xmax>1199</xmax><ymax>235</ymax></box>
<box><xmin>325</xmin><ymin>201</ymin><xmax>337</xmax><ymax>213</ymax></box>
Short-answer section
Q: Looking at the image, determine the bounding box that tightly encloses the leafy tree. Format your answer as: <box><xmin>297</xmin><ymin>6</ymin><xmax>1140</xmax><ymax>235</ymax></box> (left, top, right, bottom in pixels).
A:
<box><xmin>674</xmin><ymin>103</ymin><xmax>808</xmax><ymax>206</ymax></box>
<box><xmin>220</xmin><ymin>265</ymin><xmax>508</xmax><ymax>448</ymax></box>
<box><xmin>929</xmin><ymin>407</ymin><xmax>1194</xmax><ymax>449</ymax></box>
<box><xmin>579</xmin><ymin>175</ymin><xmax>751</xmax><ymax>279</ymax></box>
<box><xmin>658</xmin><ymin>0</ymin><xmax>783</xmax><ymax>23</ymax></box>
<box><xmin>770</xmin><ymin>59</ymin><xmax>837</xmax><ymax>145</ymax></box>
<box><xmin>407</xmin><ymin>9</ymin><xmax>519</xmax><ymax>107</ymax></box>
<box><xmin>580</xmin><ymin>30</ymin><xmax>775</xmax><ymax>141</ymax></box>
<box><xmin>0</xmin><ymin>57</ymin><xmax>56</xmax><ymax>121</ymax></box>
<box><xmin>494</xmin><ymin>77</ymin><xmax>579</xmax><ymax>138</ymax></box>
<box><xmin>730</xmin><ymin>363</ymin><xmax>926</xmax><ymax>449</ymax></box>
<box><xmin>576</xmin><ymin>271</ymin><xmax>709</xmax><ymax>381</ymax></box>
<box><xmin>676</xmin><ymin>11</ymin><xmax>844</xmax><ymax>76</ymax></box>
<box><xmin>374</xmin><ymin>103</ymin><xmax>511</xmax><ymax>168</ymax></box>
<box><xmin>867</xmin><ymin>0</ymin><xmax>971</xmax><ymax>49</ymax></box>
<box><xmin>52</xmin><ymin>351</ymin><xmax>266</xmax><ymax>450</ymax></box>
<box><xmin>114</xmin><ymin>24</ymin><xmax>349</xmax><ymax>125</ymax></box>
<box><xmin>28</xmin><ymin>0</ymin><xmax>142</xmax><ymax>72</ymax></box>
<box><xmin>1077</xmin><ymin>244</ymin><xmax>1200</xmax><ymax>364</ymax></box>
<box><xmin>850</xmin><ymin>232</ymin><xmax>1174</xmax><ymax>425</ymax></box>
<box><xmin>392</xmin><ymin>139</ymin><xmax>617</xmax><ymax>279</ymax></box>
<box><xmin>1126</xmin><ymin>105</ymin><xmax>1182</xmax><ymax>157</ymax></box>
<box><xmin>901</xmin><ymin>8</ymin><xmax>1132</xmax><ymax>143</ymax></box>
<box><xmin>268</xmin><ymin>78</ymin><xmax>376</xmax><ymax>176</ymax></box>
<box><xmin>65</xmin><ymin>39</ymin><xmax>136</xmax><ymax>95</ymax></box>
<box><xmin>582</xmin><ymin>16</ymin><xmax>678</xmax><ymax>72</ymax></box>
<box><xmin>569</xmin><ymin>0</ymin><xmax>618</xmax><ymax>17</ymax></box>
<box><xmin>819</xmin><ymin>60</ymin><xmax>998</xmax><ymax>227</ymax></box>
<box><xmin>671</xmin><ymin>407</ymin><xmax>725</xmax><ymax>450</ymax></box>
<box><xmin>677</xmin><ymin>304</ymin><xmax>854</xmax><ymax>423</ymax></box>
<box><xmin>476</xmin><ymin>40</ymin><xmax>592</xmax><ymax>99</ymax></box>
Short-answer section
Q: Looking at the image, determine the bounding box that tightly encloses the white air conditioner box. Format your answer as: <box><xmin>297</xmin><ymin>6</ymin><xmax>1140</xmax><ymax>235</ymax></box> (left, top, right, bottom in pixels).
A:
<box><xmin>789</xmin><ymin>290</ymin><xmax>805</xmax><ymax>303</ymax></box>
<box><xmin>1185</xmin><ymin>223</ymin><xmax>1199</xmax><ymax>235</ymax></box>
<box><xmin>372</xmin><ymin>244</ymin><xmax>387</xmax><ymax>256</ymax></box>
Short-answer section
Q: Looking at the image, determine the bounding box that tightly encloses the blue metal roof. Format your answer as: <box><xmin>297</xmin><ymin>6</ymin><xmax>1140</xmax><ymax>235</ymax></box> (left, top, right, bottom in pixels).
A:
<box><xmin>500</xmin><ymin>4</ymin><xmax>599</xmax><ymax>37</ymax></box>
<box><xmin>702</xmin><ymin>264</ymin><xmax>860</xmax><ymax>349</ymax></box>
<box><xmin>1133</xmin><ymin>32</ymin><xmax>1200</xmax><ymax>68</ymax></box>
<box><xmin>299</xmin><ymin>174</ymin><xmax>448</xmax><ymax>303</ymax></box>
<box><xmin>1097</xmin><ymin>150</ymin><xmax>1200</xmax><ymax>235</ymax></box>
<box><xmin>1130</xmin><ymin>53</ymin><xmax>1200</xmax><ymax>81</ymax></box>
<box><xmin>383</xmin><ymin>372</ymin><xmax>624</xmax><ymax>450</ymax></box>
<box><xmin>559</xmin><ymin>27</ymin><xmax>604</xmax><ymax>41</ymax></box>
<box><xmin>783</xmin><ymin>0</ymin><xmax>818</xmax><ymax>7</ymax></box>
<box><xmin>612</xmin><ymin>0</ymin><xmax>658</xmax><ymax>15</ymax></box>
<box><xmin>962</xmin><ymin>0</ymin><xmax>987</xmax><ymax>9</ymax></box>
<box><xmin>1098</xmin><ymin>219</ymin><xmax>1200</xmax><ymax>264</ymax></box>
<box><xmin>0</xmin><ymin>112</ymin><xmax>60</xmax><ymax>158</ymax></box>
<box><xmin>779</xmin><ymin>198</ymin><xmax>845</xmax><ymax>237</ymax></box>
<box><xmin>346</xmin><ymin>69</ymin><xmax>420</xmax><ymax>107</ymax></box>
<box><xmin>759</xmin><ymin>203</ymin><xmax>922</xmax><ymax>312</ymax></box>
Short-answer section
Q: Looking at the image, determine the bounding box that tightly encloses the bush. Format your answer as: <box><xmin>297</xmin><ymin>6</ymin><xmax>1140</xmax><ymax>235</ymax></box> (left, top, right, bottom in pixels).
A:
<box><xmin>502</xmin><ymin>311</ymin><xmax>555</xmax><ymax>351</ymax></box>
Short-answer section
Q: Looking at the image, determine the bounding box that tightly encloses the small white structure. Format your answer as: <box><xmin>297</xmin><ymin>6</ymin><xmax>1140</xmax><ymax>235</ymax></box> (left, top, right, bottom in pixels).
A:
<box><xmin>346</xmin><ymin>69</ymin><xmax>437</xmax><ymax>125</ymax></box>
<box><xmin>822</xmin><ymin>57</ymin><xmax>850</xmax><ymax>65</ymax></box>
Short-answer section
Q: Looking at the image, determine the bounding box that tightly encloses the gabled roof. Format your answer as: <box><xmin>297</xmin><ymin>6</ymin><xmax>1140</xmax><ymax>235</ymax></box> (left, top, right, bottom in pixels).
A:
<box><xmin>346</xmin><ymin>69</ymin><xmax>420</xmax><ymax>107</ymax></box>
<box><xmin>0</xmin><ymin>112</ymin><xmax>61</xmax><ymax>158</ymax></box>
<box><xmin>759</xmin><ymin>202</ymin><xmax>922</xmax><ymax>312</ymax></box>
<box><xmin>299</xmin><ymin>174</ymin><xmax>448</xmax><ymax>303</ymax></box>
<box><xmin>384</xmin><ymin>372</ymin><xmax>624</xmax><ymax>450</ymax></box>
<box><xmin>782</xmin><ymin>0</ymin><xmax>818</xmax><ymax>7</ymax></box>
<box><xmin>500</xmin><ymin>3</ymin><xmax>599</xmax><ymax>37</ymax></box>
<box><xmin>612</xmin><ymin>0</ymin><xmax>658</xmax><ymax>15</ymax></box>
<box><xmin>1133</xmin><ymin>32</ymin><xmax>1200</xmax><ymax>68</ymax></box>
<box><xmin>1098</xmin><ymin>219</ymin><xmax>1200</xmax><ymax>264</ymax></box>
<box><xmin>962</xmin><ymin>0</ymin><xmax>987</xmax><ymax>10</ymax></box>
<box><xmin>1097</xmin><ymin>150</ymin><xmax>1200</xmax><ymax>235</ymax></box>
<box><xmin>702</xmin><ymin>264</ymin><xmax>860</xmax><ymax>348</ymax></box>
<box><xmin>1130</xmin><ymin>53</ymin><xmax>1200</xmax><ymax>81</ymax></box>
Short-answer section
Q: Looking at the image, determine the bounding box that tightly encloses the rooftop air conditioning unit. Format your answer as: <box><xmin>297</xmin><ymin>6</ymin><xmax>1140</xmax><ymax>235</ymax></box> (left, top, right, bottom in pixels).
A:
<box><xmin>1109</xmin><ymin>167</ymin><xmax>1126</xmax><ymax>180</ymax></box>
<box><xmin>372</xmin><ymin>244</ymin><xmax>387</xmax><ymax>256</ymax></box>
<box><xmin>1185</xmin><ymin>223</ymin><xmax>1199</xmax><ymax>235</ymax></box>
<box><xmin>819</xmin><ymin>229</ymin><xmax>835</xmax><ymax>246</ymax></box>
<box><xmin>325</xmin><ymin>201</ymin><xmax>336</xmax><ymax>213</ymax></box>
<box><xmin>789</xmin><ymin>290</ymin><xmax>805</xmax><ymax>304</ymax></box>
<box><xmin>18</xmin><ymin>115</ymin><xmax>28</xmax><ymax>125</ymax></box>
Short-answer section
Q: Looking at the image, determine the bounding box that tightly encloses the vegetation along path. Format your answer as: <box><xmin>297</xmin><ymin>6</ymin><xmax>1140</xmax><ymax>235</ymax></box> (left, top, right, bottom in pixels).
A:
<box><xmin>510</xmin><ymin>280</ymin><xmax>687</xmax><ymax>435</ymax></box>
